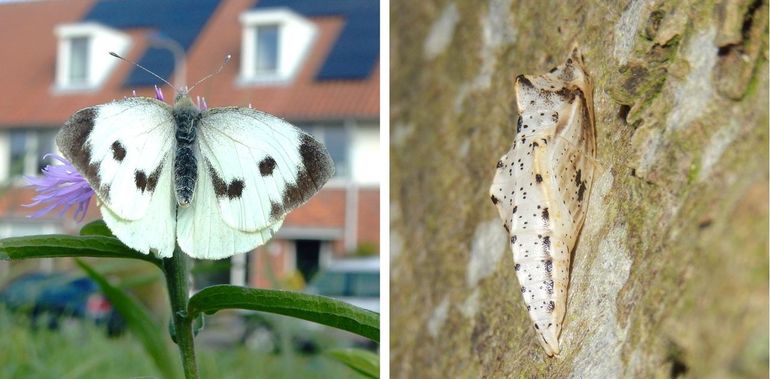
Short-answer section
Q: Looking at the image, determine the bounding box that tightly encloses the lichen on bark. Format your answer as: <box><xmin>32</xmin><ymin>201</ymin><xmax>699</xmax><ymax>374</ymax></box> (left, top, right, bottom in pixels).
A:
<box><xmin>390</xmin><ymin>0</ymin><xmax>769</xmax><ymax>377</ymax></box>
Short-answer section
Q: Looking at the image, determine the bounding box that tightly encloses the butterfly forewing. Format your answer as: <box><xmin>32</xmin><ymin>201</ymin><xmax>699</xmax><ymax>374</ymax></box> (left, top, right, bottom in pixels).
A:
<box><xmin>57</xmin><ymin>98</ymin><xmax>175</xmax><ymax>221</ymax></box>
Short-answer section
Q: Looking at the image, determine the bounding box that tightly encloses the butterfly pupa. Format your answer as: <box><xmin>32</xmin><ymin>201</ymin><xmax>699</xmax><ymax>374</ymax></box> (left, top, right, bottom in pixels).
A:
<box><xmin>489</xmin><ymin>45</ymin><xmax>595</xmax><ymax>356</ymax></box>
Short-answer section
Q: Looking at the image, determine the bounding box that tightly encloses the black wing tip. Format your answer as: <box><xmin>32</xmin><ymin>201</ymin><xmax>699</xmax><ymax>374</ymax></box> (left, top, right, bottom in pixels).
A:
<box><xmin>270</xmin><ymin>133</ymin><xmax>335</xmax><ymax>222</ymax></box>
<box><xmin>299</xmin><ymin>133</ymin><xmax>335</xmax><ymax>182</ymax></box>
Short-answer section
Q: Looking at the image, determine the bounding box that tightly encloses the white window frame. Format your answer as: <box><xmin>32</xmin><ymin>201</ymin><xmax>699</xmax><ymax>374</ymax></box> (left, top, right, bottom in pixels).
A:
<box><xmin>239</xmin><ymin>8</ymin><xmax>316</xmax><ymax>85</ymax></box>
<box><xmin>54</xmin><ymin>22</ymin><xmax>130</xmax><ymax>92</ymax></box>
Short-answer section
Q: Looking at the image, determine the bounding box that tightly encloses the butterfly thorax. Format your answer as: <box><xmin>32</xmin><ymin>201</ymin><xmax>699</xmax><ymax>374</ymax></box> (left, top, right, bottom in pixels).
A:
<box><xmin>172</xmin><ymin>95</ymin><xmax>201</xmax><ymax>207</ymax></box>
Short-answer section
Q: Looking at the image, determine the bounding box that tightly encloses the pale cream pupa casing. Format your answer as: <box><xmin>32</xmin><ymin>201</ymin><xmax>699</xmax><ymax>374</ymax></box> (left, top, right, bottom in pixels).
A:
<box><xmin>489</xmin><ymin>45</ymin><xmax>595</xmax><ymax>356</ymax></box>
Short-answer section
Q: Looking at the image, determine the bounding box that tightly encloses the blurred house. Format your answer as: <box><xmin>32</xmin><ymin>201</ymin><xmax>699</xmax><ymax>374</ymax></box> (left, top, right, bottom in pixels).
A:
<box><xmin>0</xmin><ymin>0</ymin><xmax>380</xmax><ymax>288</ymax></box>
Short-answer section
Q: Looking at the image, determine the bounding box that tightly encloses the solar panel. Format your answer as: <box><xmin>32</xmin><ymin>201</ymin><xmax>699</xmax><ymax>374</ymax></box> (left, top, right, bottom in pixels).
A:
<box><xmin>253</xmin><ymin>0</ymin><xmax>379</xmax><ymax>80</ymax></box>
<box><xmin>83</xmin><ymin>0</ymin><xmax>220</xmax><ymax>87</ymax></box>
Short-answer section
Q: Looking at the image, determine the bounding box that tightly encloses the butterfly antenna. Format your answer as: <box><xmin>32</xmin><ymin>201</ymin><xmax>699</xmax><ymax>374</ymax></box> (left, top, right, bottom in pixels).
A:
<box><xmin>108</xmin><ymin>51</ymin><xmax>179</xmax><ymax>93</ymax></box>
<box><xmin>188</xmin><ymin>54</ymin><xmax>231</xmax><ymax>92</ymax></box>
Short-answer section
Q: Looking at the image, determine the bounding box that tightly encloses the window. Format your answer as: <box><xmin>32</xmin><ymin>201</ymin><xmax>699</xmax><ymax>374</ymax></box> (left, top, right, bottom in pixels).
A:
<box><xmin>9</xmin><ymin>131</ymin><xmax>28</xmax><ymax>179</ymax></box>
<box><xmin>37</xmin><ymin>130</ymin><xmax>57</xmax><ymax>173</ymax></box>
<box><xmin>323</xmin><ymin>126</ymin><xmax>349</xmax><ymax>178</ymax></box>
<box><xmin>68</xmin><ymin>36</ymin><xmax>90</xmax><ymax>84</ymax></box>
<box><xmin>54</xmin><ymin>23</ymin><xmax>130</xmax><ymax>91</ymax></box>
<box><xmin>255</xmin><ymin>25</ymin><xmax>279</xmax><ymax>73</ymax></box>
<box><xmin>5</xmin><ymin>130</ymin><xmax>57</xmax><ymax>182</ymax></box>
<box><xmin>239</xmin><ymin>9</ymin><xmax>316</xmax><ymax>84</ymax></box>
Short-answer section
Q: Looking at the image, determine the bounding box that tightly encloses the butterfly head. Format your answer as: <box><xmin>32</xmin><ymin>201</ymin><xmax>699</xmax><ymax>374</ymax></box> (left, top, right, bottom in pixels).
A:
<box><xmin>174</xmin><ymin>87</ymin><xmax>192</xmax><ymax>104</ymax></box>
<box><xmin>173</xmin><ymin>92</ymin><xmax>201</xmax><ymax>115</ymax></box>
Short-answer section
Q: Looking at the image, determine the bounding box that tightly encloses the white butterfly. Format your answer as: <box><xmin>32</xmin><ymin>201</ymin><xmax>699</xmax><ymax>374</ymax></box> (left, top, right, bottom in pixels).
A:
<box><xmin>56</xmin><ymin>57</ymin><xmax>334</xmax><ymax>259</ymax></box>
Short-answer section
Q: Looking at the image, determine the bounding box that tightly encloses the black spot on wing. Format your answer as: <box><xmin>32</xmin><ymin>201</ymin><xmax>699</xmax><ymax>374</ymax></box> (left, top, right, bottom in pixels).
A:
<box><xmin>259</xmin><ymin>156</ymin><xmax>277</xmax><ymax>176</ymax></box>
<box><xmin>135</xmin><ymin>170</ymin><xmax>147</xmax><ymax>191</ymax></box>
<box><xmin>111</xmin><ymin>141</ymin><xmax>126</xmax><ymax>162</ymax></box>
<box><xmin>207</xmin><ymin>161</ymin><xmax>246</xmax><ymax>200</ymax></box>
<box><xmin>227</xmin><ymin>179</ymin><xmax>244</xmax><ymax>199</ymax></box>
<box><xmin>270</xmin><ymin>201</ymin><xmax>284</xmax><ymax>219</ymax></box>
<box><xmin>490</xmin><ymin>195</ymin><xmax>499</xmax><ymax>205</ymax></box>
<box><xmin>134</xmin><ymin>164</ymin><xmax>162</xmax><ymax>193</ymax></box>
<box><xmin>210</xmin><ymin>163</ymin><xmax>227</xmax><ymax>197</ymax></box>
<box><xmin>146</xmin><ymin>163</ymin><xmax>163</xmax><ymax>192</ymax></box>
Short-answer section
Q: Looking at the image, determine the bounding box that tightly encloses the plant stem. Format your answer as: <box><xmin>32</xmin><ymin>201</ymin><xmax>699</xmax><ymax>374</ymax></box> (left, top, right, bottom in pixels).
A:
<box><xmin>163</xmin><ymin>246</ymin><xmax>198</xmax><ymax>379</ymax></box>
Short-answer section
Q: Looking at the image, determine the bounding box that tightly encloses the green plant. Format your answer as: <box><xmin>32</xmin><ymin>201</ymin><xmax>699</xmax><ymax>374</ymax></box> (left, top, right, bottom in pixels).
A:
<box><xmin>0</xmin><ymin>220</ymin><xmax>380</xmax><ymax>378</ymax></box>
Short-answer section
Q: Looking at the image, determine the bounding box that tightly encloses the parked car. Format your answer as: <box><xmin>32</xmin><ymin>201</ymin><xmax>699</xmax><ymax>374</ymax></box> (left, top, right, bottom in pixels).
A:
<box><xmin>234</xmin><ymin>257</ymin><xmax>380</xmax><ymax>353</ymax></box>
<box><xmin>0</xmin><ymin>272</ymin><xmax>125</xmax><ymax>336</ymax></box>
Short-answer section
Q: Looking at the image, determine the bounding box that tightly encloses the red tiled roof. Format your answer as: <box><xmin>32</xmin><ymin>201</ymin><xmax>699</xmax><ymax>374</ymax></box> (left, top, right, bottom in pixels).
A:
<box><xmin>0</xmin><ymin>0</ymin><xmax>379</xmax><ymax>127</ymax></box>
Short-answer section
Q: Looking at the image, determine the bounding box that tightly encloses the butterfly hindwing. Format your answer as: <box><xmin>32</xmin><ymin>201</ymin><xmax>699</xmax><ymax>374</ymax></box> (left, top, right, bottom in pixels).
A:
<box><xmin>100</xmin><ymin>159</ymin><xmax>176</xmax><ymax>258</ymax></box>
<box><xmin>194</xmin><ymin>107</ymin><xmax>335</xmax><ymax>233</ymax></box>
<box><xmin>56</xmin><ymin>97</ymin><xmax>177</xmax><ymax>257</ymax></box>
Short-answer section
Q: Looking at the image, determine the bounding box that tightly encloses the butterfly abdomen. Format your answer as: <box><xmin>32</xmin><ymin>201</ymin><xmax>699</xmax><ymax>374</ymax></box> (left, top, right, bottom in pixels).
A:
<box><xmin>172</xmin><ymin>101</ymin><xmax>201</xmax><ymax>207</ymax></box>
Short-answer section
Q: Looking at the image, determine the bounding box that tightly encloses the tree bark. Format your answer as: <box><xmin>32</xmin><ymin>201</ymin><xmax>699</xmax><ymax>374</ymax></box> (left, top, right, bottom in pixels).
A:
<box><xmin>390</xmin><ymin>0</ymin><xmax>768</xmax><ymax>377</ymax></box>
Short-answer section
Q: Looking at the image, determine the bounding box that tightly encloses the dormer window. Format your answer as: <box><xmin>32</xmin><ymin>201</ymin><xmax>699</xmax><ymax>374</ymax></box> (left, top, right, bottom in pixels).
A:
<box><xmin>54</xmin><ymin>22</ymin><xmax>130</xmax><ymax>92</ymax></box>
<box><xmin>68</xmin><ymin>36</ymin><xmax>90</xmax><ymax>84</ymax></box>
<box><xmin>255</xmin><ymin>24</ymin><xmax>280</xmax><ymax>73</ymax></box>
<box><xmin>239</xmin><ymin>8</ymin><xmax>316</xmax><ymax>84</ymax></box>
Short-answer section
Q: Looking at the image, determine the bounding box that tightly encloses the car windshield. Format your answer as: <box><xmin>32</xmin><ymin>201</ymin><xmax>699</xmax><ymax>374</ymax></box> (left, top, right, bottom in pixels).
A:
<box><xmin>311</xmin><ymin>272</ymin><xmax>347</xmax><ymax>296</ymax></box>
<box><xmin>310</xmin><ymin>271</ymin><xmax>379</xmax><ymax>297</ymax></box>
<box><xmin>350</xmin><ymin>272</ymin><xmax>378</xmax><ymax>297</ymax></box>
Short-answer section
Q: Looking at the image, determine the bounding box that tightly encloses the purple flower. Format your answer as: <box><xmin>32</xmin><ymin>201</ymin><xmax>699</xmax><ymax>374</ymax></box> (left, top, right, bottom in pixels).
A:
<box><xmin>154</xmin><ymin>85</ymin><xmax>165</xmax><ymax>101</ymax></box>
<box><xmin>23</xmin><ymin>154</ymin><xmax>94</xmax><ymax>222</ymax></box>
<box><xmin>196</xmin><ymin>96</ymin><xmax>208</xmax><ymax>111</ymax></box>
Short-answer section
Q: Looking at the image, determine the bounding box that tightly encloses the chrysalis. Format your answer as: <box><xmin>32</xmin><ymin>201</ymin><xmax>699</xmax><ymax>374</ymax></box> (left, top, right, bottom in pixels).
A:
<box><xmin>489</xmin><ymin>46</ymin><xmax>595</xmax><ymax>356</ymax></box>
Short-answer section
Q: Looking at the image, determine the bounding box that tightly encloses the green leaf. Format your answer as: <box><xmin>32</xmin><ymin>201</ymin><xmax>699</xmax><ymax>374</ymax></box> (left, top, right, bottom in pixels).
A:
<box><xmin>0</xmin><ymin>234</ymin><xmax>161</xmax><ymax>267</ymax></box>
<box><xmin>79</xmin><ymin>219</ymin><xmax>114</xmax><ymax>237</ymax></box>
<box><xmin>327</xmin><ymin>348</ymin><xmax>379</xmax><ymax>378</ymax></box>
<box><xmin>76</xmin><ymin>259</ymin><xmax>181</xmax><ymax>379</ymax></box>
<box><xmin>188</xmin><ymin>285</ymin><xmax>380</xmax><ymax>342</ymax></box>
